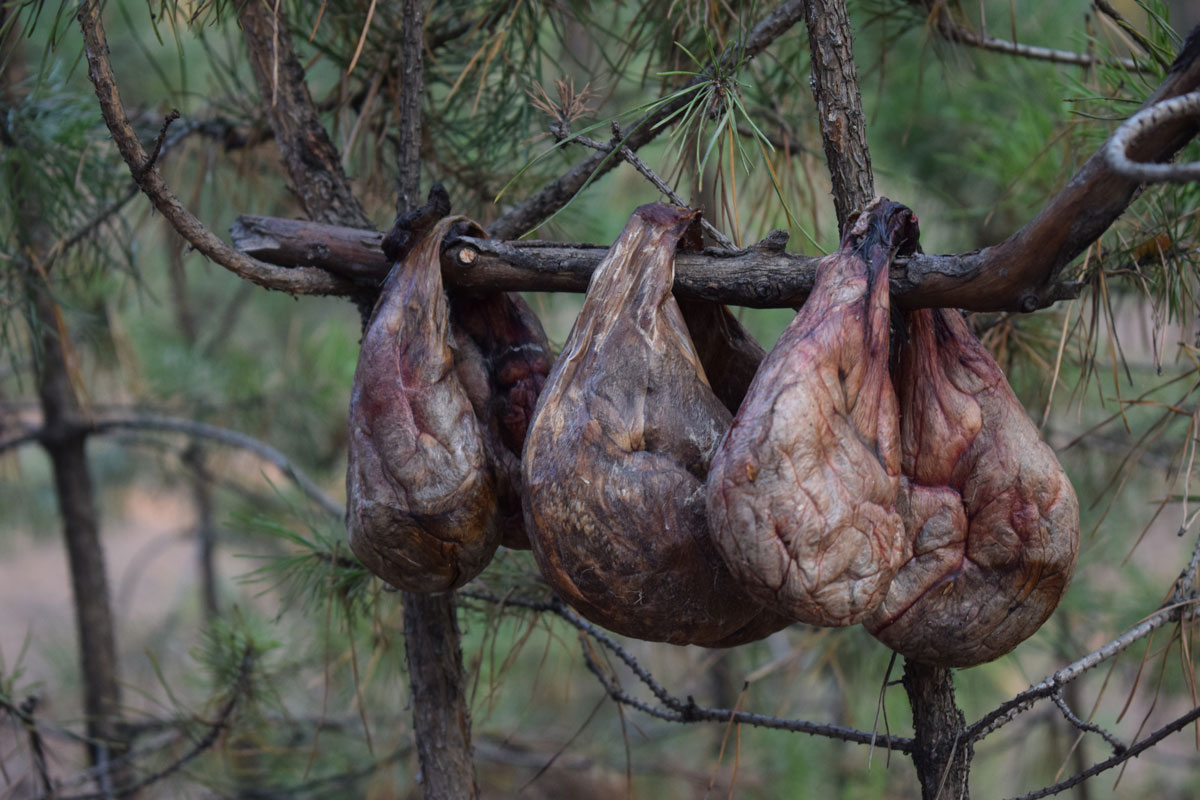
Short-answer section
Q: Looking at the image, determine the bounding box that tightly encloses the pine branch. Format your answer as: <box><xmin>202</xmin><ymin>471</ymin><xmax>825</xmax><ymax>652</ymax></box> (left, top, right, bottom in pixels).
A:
<box><xmin>237</xmin><ymin>0</ymin><xmax>372</xmax><ymax>229</ymax></box>
<box><xmin>486</xmin><ymin>0</ymin><xmax>808</xmax><ymax>240</ymax></box>
<box><xmin>458</xmin><ymin>590</ymin><xmax>915</xmax><ymax>752</ymax></box>
<box><xmin>76</xmin><ymin>1</ymin><xmax>356</xmax><ymax>296</ymax></box>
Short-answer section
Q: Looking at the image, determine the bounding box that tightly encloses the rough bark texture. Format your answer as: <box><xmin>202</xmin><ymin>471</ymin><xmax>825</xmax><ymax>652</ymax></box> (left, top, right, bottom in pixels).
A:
<box><xmin>237</xmin><ymin>0</ymin><xmax>372</xmax><ymax>229</ymax></box>
<box><xmin>346</xmin><ymin>215</ymin><xmax>499</xmax><ymax>592</ymax></box>
<box><xmin>864</xmin><ymin>308</ymin><xmax>1079</xmax><ymax>667</ymax></box>
<box><xmin>707</xmin><ymin>198</ymin><xmax>916</xmax><ymax>626</ymax></box>
<box><xmin>522</xmin><ymin>203</ymin><xmax>788</xmax><ymax>647</ymax></box>
<box><xmin>229</xmin><ymin>214</ymin><xmax>1081</xmax><ymax>312</ymax></box>
<box><xmin>35</xmin><ymin>290</ymin><xmax>129</xmax><ymax>785</ymax></box>
<box><xmin>403</xmin><ymin>593</ymin><xmax>479</xmax><ymax>799</ymax></box>
<box><xmin>5</xmin><ymin>14</ymin><xmax>127</xmax><ymax>783</ymax></box>
<box><xmin>804</xmin><ymin>0</ymin><xmax>875</xmax><ymax>233</ymax></box>
<box><xmin>905</xmin><ymin>660</ymin><xmax>973</xmax><ymax>800</ymax></box>
<box><xmin>396</xmin><ymin>0</ymin><xmax>426</xmax><ymax>215</ymax></box>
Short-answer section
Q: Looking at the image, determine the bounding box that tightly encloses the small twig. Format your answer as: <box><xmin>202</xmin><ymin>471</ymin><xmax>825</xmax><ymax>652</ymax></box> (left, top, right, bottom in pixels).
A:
<box><xmin>140</xmin><ymin>109</ymin><xmax>180</xmax><ymax>178</ymax></box>
<box><xmin>1105</xmin><ymin>92</ymin><xmax>1200</xmax><ymax>184</ymax></box>
<box><xmin>1004</xmin><ymin>701</ymin><xmax>1200</xmax><ymax>800</ymax></box>
<box><xmin>1049</xmin><ymin>691</ymin><xmax>1127</xmax><ymax>754</ymax></box>
<box><xmin>458</xmin><ymin>589</ymin><xmax>914</xmax><ymax>752</ymax></box>
<box><xmin>557</xmin><ymin>121</ymin><xmax>737</xmax><ymax>250</ymax></box>
<box><xmin>965</xmin><ymin>596</ymin><xmax>1200</xmax><ymax>743</ymax></box>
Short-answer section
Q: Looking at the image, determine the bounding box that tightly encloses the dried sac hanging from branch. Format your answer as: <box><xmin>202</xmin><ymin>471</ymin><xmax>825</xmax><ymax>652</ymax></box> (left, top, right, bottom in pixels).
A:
<box><xmin>864</xmin><ymin>308</ymin><xmax>1079</xmax><ymax>667</ymax></box>
<box><xmin>522</xmin><ymin>203</ymin><xmax>788</xmax><ymax>647</ymax></box>
<box><xmin>449</xmin><ymin>270</ymin><xmax>553</xmax><ymax>550</ymax></box>
<box><xmin>346</xmin><ymin>214</ymin><xmax>499</xmax><ymax>593</ymax></box>
<box><xmin>707</xmin><ymin>198</ymin><xmax>918</xmax><ymax>627</ymax></box>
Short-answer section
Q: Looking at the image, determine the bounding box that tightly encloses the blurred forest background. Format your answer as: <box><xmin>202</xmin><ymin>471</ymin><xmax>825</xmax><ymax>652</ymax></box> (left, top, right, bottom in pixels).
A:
<box><xmin>2</xmin><ymin>0</ymin><xmax>1200</xmax><ymax>797</ymax></box>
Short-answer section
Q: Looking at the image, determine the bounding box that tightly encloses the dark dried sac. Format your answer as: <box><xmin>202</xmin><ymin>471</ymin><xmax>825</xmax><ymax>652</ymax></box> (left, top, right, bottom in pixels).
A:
<box><xmin>707</xmin><ymin>198</ymin><xmax>918</xmax><ymax>627</ymax></box>
<box><xmin>449</xmin><ymin>283</ymin><xmax>553</xmax><ymax>550</ymax></box>
<box><xmin>864</xmin><ymin>308</ymin><xmax>1079</xmax><ymax>667</ymax></box>
<box><xmin>678</xmin><ymin>298</ymin><xmax>766</xmax><ymax>414</ymax></box>
<box><xmin>522</xmin><ymin>203</ymin><xmax>787</xmax><ymax>647</ymax></box>
<box><xmin>346</xmin><ymin>215</ymin><xmax>499</xmax><ymax>593</ymax></box>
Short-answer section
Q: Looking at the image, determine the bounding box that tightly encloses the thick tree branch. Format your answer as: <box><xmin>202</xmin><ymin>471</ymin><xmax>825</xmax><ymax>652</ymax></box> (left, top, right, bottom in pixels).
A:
<box><xmin>805</xmin><ymin>0</ymin><xmax>875</xmax><ymax>232</ymax></box>
<box><xmin>76</xmin><ymin>1</ymin><xmax>356</xmax><ymax>296</ymax></box>
<box><xmin>486</xmin><ymin>0</ymin><xmax>807</xmax><ymax>240</ymax></box>
<box><xmin>231</xmin><ymin>214</ymin><xmax>1084</xmax><ymax>312</ymax></box>
<box><xmin>237</xmin><ymin>0</ymin><xmax>372</xmax><ymax>229</ymax></box>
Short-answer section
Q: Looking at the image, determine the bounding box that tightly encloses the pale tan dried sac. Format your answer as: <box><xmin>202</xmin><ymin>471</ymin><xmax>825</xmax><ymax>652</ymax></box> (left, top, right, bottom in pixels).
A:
<box><xmin>449</xmin><ymin>243</ymin><xmax>554</xmax><ymax>551</ymax></box>
<box><xmin>346</xmin><ymin>215</ymin><xmax>499</xmax><ymax>593</ymax></box>
<box><xmin>707</xmin><ymin>198</ymin><xmax>918</xmax><ymax>627</ymax></box>
<box><xmin>522</xmin><ymin>203</ymin><xmax>787</xmax><ymax>647</ymax></box>
<box><xmin>863</xmin><ymin>307</ymin><xmax>1079</xmax><ymax>667</ymax></box>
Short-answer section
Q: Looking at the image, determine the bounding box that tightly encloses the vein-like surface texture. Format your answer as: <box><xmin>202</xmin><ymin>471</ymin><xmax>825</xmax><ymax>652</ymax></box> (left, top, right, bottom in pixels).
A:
<box><xmin>522</xmin><ymin>203</ymin><xmax>787</xmax><ymax>647</ymax></box>
<box><xmin>346</xmin><ymin>216</ymin><xmax>499</xmax><ymax>592</ymax></box>
<box><xmin>707</xmin><ymin>198</ymin><xmax>917</xmax><ymax>627</ymax></box>
<box><xmin>450</xmin><ymin>278</ymin><xmax>553</xmax><ymax>550</ymax></box>
<box><xmin>864</xmin><ymin>308</ymin><xmax>1079</xmax><ymax>666</ymax></box>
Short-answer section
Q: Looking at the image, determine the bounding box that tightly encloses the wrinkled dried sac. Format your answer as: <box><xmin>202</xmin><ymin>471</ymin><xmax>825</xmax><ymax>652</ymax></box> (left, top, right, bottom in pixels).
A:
<box><xmin>707</xmin><ymin>198</ymin><xmax>918</xmax><ymax>627</ymax></box>
<box><xmin>346</xmin><ymin>215</ymin><xmax>499</xmax><ymax>593</ymax></box>
<box><xmin>450</xmin><ymin>285</ymin><xmax>553</xmax><ymax>550</ymax></box>
<box><xmin>864</xmin><ymin>308</ymin><xmax>1079</xmax><ymax>667</ymax></box>
<box><xmin>522</xmin><ymin>203</ymin><xmax>787</xmax><ymax>647</ymax></box>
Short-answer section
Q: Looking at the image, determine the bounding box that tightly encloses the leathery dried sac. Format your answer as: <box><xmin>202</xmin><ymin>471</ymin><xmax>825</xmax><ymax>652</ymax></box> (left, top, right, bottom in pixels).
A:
<box><xmin>707</xmin><ymin>198</ymin><xmax>918</xmax><ymax>627</ymax></box>
<box><xmin>864</xmin><ymin>308</ymin><xmax>1079</xmax><ymax>667</ymax></box>
<box><xmin>522</xmin><ymin>203</ymin><xmax>787</xmax><ymax>647</ymax></box>
<box><xmin>346</xmin><ymin>215</ymin><xmax>498</xmax><ymax>593</ymax></box>
<box><xmin>449</xmin><ymin>280</ymin><xmax>553</xmax><ymax>550</ymax></box>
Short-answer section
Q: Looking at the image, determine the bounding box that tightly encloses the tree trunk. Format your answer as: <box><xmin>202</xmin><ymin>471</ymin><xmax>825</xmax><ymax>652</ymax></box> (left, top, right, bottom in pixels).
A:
<box><xmin>402</xmin><ymin>592</ymin><xmax>478</xmax><ymax>799</ymax></box>
<box><xmin>903</xmin><ymin>661</ymin><xmax>972</xmax><ymax>800</ymax></box>
<box><xmin>34</xmin><ymin>290</ymin><xmax>129</xmax><ymax>790</ymax></box>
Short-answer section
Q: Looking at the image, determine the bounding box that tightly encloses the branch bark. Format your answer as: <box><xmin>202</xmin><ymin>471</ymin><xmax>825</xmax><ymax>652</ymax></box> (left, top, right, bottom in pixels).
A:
<box><xmin>237</xmin><ymin>0</ymin><xmax>373</xmax><ymax>229</ymax></box>
<box><xmin>904</xmin><ymin>661</ymin><xmax>972</xmax><ymax>800</ymax></box>
<box><xmin>805</xmin><ymin>0</ymin><xmax>875</xmax><ymax>232</ymax></box>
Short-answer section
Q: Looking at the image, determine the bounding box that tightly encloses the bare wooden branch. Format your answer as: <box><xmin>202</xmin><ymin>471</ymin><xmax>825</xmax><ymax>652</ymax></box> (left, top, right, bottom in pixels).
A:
<box><xmin>804</xmin><ymin>0</ymin><xmax>875</xmax><ymax>232</ymax></box>
<box><xmin>231</xmin><ymin>213</ymin><xmax>1083</xmax><ymax>312</ymax></box>
<box><xmin>910</xmin><ymin>0</ymin><xmax>1147</xmax><ymax>72</ymax></box>
<box><xmin>459</xmin><ymin>590</ymin><xmax>916</xmax><ymax>752</ymax></box>
<box><xmin>1106</xmin><ymin>91</ymin><xmax>1200</xmax><ymax>183</ymax></box>
<box><xmin>904</xmin><ymin>662</ymin><xmax>972</xmax><ymax>800</ymax></box>
<box><xmin>1004</xmin><ymin>701</ymin><xmax>1200</xmax><ymax>800</ymax></box>
<box><xmin>76</xmin><ymin>1</ymin><xmax>357</xmax><ymax>296</ymax></box>
<box><xmin>238</xmin><ymin>0</ymin><xmax>372</xmax><ymax>229</ymax></box>
<box><xmin>964</xmin><ymin>599</ymin><xmax>1199</xmax><ymax>743</ymax></box>
<box><xmin>486</xmin><ymin>0</ymin><xmax>807</xmax><ymax>240</ymax></box>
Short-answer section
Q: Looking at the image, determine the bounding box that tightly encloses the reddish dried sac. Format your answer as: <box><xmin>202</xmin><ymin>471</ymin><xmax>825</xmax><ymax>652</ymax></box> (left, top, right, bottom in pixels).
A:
<box><xmin>522</xmin><ymin>203</ymin><xmax>787</xmax><ymax>647</ymax></box>
<box><xmin>864</xmin><ymin>308</ymin><xmax>1079</xmax><ymax>667</ymax></box>
<box><xmin>450</xmin><ymin>276</ymin><xmax>553</xmax><ymax>550</ymax></box>
<box><xmin>707</xmin><ymin>198</ymin><xmax>918</xmax><ymax>627</ymax></box>
<box><xmin>346</xmin><ymin>215</ymin><xmax>499</xmax><ymax>593</ymax></box>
